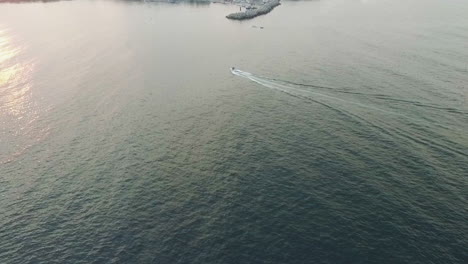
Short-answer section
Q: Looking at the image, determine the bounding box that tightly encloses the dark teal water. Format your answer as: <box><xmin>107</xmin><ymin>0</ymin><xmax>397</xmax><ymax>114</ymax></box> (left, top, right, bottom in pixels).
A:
<box><xmin>1</xmin><ymin>0</ymin><xmax>467</xmax><ymax>263</ymax></box>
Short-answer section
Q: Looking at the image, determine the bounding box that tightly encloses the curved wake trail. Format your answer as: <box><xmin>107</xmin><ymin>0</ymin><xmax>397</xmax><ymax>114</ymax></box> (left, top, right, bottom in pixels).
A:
<box><xmin>231</xmin><ymin>68</ymin><xmax>467</xmax><ymax>158</ymax></box>
<box><xmin>231</xmin><ymin>68</ymin><xmax>419</xmax><ymax>121</ymax></box>
<box><xmin>274</xmin><ymin>79</ymin><xmax>467</xmax><ymax>115</ymax></box>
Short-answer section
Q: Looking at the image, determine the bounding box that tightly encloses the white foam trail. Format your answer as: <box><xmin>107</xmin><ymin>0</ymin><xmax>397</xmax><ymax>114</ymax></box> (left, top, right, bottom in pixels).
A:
<box><xmin>231</xmin><ymin>68</ymin><xmax>419</xmax><ymax>120</ymax></box>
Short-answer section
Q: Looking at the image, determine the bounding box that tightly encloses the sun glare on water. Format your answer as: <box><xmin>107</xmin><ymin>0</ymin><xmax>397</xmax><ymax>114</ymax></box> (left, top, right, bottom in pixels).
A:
<box><xmin>0</xmin><ymin>28</ymin><xmax>49</xmax><ymax>164</ymax></box>
<box><xmin>0</xmin><ymin>30</ymin><xmax>35</xmax><ymax>118</ymax></box>
<box><xmin>0</xmin><ymin>36</ymin><xmax>19</xmax><ymax>65</ymax></box>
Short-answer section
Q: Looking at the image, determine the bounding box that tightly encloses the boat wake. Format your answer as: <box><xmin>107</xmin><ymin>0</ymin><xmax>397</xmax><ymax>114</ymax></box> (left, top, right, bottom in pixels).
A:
<box><xmin>231</xmin><ymin>68</ymin><xmax>418</xmax><ymax>119</ymax></box>
<box><xmin>230</xmin><ymin>68</ymin><xmax>468</xmax><ymax>120</ymax></box>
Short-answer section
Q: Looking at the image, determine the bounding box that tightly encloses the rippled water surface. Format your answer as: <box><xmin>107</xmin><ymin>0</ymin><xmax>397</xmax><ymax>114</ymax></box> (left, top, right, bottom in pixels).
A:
<box><xmin>1</xmin><ymin>0</ymin><xmax>467</xmax><ymax>263</ymax></box>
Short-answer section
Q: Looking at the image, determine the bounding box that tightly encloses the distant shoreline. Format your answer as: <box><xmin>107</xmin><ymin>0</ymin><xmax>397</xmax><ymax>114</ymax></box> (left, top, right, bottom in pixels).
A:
<box><xmin>1</xmin><ymin>0</ymin><xmax>282</xmax><ymax>20</ymax></box>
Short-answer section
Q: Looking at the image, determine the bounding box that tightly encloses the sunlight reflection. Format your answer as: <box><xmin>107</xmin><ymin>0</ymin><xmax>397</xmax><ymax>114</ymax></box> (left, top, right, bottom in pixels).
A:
<box><xmin>0</xmin><ymin>35</ymin><xmax>20</xmax><ymax>64</ymax></box>
<box><xmin>0</xmin><ymin>62</ymin><xmax>35</xmax><ymax>118</ymax></box>
<box><xmin>0</xmin><ymin>31</ymin><xmax>35</xmax><ymax>118</ymax></box>
<box><xmin>0</xmin><ymin>29</ymin><xmax>47</xmax><ymax>165</ymax></box>
<box><xmin>0</xmin><ymin>65</ymin><xmax>21</xmax><ymax>85</ymax></box>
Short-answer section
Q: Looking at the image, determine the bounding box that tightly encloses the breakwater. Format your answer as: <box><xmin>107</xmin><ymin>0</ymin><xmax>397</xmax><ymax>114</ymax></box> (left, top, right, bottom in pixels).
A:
<box><xmin>226</xmin><ymin>0</ymin><xmax>281</xmax><ymax>20</ymax></box>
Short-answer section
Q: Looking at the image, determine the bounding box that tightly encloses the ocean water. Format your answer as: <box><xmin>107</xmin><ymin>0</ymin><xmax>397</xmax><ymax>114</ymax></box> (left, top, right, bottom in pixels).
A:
<box><xmin>1</xmin><ymin>0</ymin><xmax>467</xmax><ymax>263</ymax></box>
